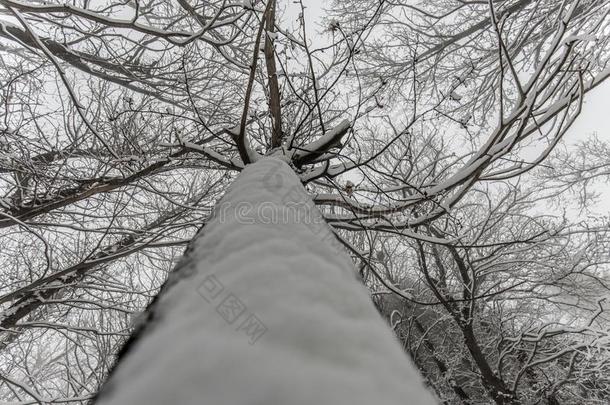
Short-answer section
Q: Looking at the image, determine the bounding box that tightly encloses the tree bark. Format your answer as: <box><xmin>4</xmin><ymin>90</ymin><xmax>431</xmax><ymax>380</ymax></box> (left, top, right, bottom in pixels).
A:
<box><xmin>461</xmin><ymin>325</ymin><xmax>518</xmax><ymax>405</ymax></box>
<box><xmin>263</xmin><ymin>0</ymin><xmax>283</xmax><ymax>148</ymax></box>
<box><xmin>94</xmin><ymin>157</ymin><xmax>435</xmax><ymax>405</ymax></box>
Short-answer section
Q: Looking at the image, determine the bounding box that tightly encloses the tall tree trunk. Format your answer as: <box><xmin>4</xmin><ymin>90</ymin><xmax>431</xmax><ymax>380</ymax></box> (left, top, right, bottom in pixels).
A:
<box><xmin>95</xmin><ymin>158</ymin><xmax>435</xmax><ymax>405</ymax></box>
<box><xmin>462</xmin><ymin>325</ymin><xmax>518</xmax><ymax>405</ymax></box>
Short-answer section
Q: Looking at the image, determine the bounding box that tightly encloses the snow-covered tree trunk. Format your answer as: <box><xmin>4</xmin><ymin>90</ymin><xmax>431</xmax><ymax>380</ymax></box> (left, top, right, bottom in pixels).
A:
<box><xmin>95</xmin><ymin>157</ymin><xmax>435</xmax><ymax>405</ymax></box>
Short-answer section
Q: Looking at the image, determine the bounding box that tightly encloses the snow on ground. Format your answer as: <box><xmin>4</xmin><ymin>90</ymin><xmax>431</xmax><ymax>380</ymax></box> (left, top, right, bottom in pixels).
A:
<box><xmin>96</xmin><ymin>157</ymin><xmax>435</xmax><ymax>405</ymax></box>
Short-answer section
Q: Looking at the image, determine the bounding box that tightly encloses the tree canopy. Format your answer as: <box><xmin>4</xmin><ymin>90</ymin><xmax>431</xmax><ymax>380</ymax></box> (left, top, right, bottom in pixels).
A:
<box><xmin>0</xmin><ymin>0</ymin><xmax>609</xmax><ymax>403</ymax></box>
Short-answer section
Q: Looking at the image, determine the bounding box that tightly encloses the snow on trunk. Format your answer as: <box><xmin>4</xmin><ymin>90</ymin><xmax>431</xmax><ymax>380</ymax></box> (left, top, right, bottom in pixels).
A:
<box><xmin>96</xmin><ymin>157</ymin><xmax>435</xmax><ymax>405</ymax></box>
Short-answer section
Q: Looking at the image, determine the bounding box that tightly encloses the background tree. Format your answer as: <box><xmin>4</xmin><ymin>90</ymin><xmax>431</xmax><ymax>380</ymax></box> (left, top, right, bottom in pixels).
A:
<box><xmin>374</xmin><ymin>181</ymin><xmax>610</xmax><ymax>403</ymax></box>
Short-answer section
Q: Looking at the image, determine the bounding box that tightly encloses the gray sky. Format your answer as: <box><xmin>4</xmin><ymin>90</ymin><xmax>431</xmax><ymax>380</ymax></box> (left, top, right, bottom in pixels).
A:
<box><xmin>567</xmin><ymin>78</ymin><xmax>610</xmax><ymax>142</ymax></box>
<box><xmin>565</xmin><ymin>79</ymin><xmax>610</xmax><ymax>215</ymax></box>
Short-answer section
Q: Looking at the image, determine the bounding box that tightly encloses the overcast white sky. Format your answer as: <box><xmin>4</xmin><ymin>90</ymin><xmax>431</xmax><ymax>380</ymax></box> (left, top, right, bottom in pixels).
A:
<box><xmin>566</xmin><ymin>78</ymin><xmax>610</xmax><ymax>142</ymax></box>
